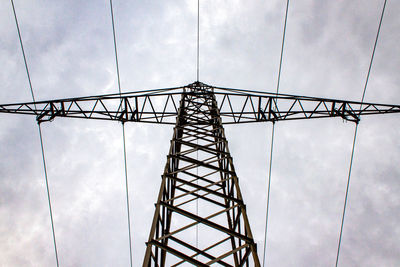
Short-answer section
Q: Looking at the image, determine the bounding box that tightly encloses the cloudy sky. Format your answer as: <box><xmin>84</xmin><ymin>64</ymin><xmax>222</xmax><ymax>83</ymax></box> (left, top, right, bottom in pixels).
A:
<box><xmin>1</xmin><ymin>0</ymin><xmax>399</xmax><ymax>266</ymax></box>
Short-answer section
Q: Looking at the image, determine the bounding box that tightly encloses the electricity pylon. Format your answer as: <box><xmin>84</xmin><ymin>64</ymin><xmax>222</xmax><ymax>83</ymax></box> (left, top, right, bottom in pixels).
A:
<box><xmin>142</xmin><ymin>82</ymin><xmax>259</xmax><ymax>266</ymax></box>
<box><xmin>1</xmin><ymin>81</ymin><xmax>400</xmax><ymax>266</ymax></box>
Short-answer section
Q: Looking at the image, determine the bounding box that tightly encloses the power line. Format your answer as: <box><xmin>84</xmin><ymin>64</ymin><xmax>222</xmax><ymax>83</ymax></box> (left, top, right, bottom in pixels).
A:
<box><xmin>335</xmin><ymin>124</ymin><xmax>358</xmax><ymax>267</ymax></box>
<box><xmin>262</xmin><ymin>1</ymin><xmax>290</xmax><ymax>266</ymax></box>
<box><xmin>275</xmin><ymin>0</ymin><xmax>290</xmax><ymax>96</ymax></box>
<box><xmin>360</xmin><ymin>0</ymin><xmax>387</xmax><ymax>104</ymax></box>
<box><xmin>10</xmin><ymin>0</ymin><xmax>36</xmax><ymax>105</ymax></box>
<box><xmin>196</xmin><ymin>1</ymin><xmax>200</xmax><ymax>254</ymax></box>
<box><xmin>109</xmin><ymin>1</ymin><xmax>133</xmax><ymax>266</ymax></box>
<box><xmin>110</xmin><ymin>0</ymin><xmax>122</xmax><ymax>94</ymax></box>
<box><xmin>195</xmin><ymin>5</ymin><xmax>201</xmax><ymax>253</ymax></box>
<box><xmin>197</xmin><ymin>0</ymin><xmax>200</xmax><ymax>81</ymax></box>
<box><xmin>196</xmin><ymin>117</ymin><xmax>199</xmax><ymax>257</ymax></box>
<box><xmin>335</xmin><ymin>0</ymin><xmax>387</xmax><ymax>266</ymax></box>
<box><xmin>121</xmin><ymin>123</ymin><xmax>133</xmax><ymax>267</ymax></box>
<box><xmin>262</xmin><ymin>122</ymin><xmax>276</xmax><ymax>267</ymax></box>
<box><xmin>10</xmin><ymin>0</ymin><xmax>60</xmax><ymax>266</ymax></box>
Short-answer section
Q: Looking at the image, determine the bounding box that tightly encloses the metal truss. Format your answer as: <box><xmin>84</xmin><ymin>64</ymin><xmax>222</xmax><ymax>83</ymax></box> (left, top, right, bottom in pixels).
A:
<box><xmin>1</xmin><ymin>82</ymin><xmax>400</xmax><ymax>124</ymax></box>
<box><xmin>2</xmin><ymin>81</ymin><xmax>400</xmax><ymax>266</ymax></box>
<box><xmin>143</xmin><ymin>84</ymin><xmax>259</xmax><ymax>266</ymax></box>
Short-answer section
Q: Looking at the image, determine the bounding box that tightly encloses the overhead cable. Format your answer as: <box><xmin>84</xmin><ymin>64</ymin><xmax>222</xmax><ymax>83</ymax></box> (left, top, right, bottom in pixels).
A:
<box><xmin>109</xmin><ymin>1</ymin><xmax>133</xmax><ymax>266</ymax></box>
<box><xmin>263</xmin><ymin>1</ymin><xmax>290</xmax><ymax>266</ymax></box>
<box><xmin>197</xmin><ymin>0</ymin><xmax>200</xmax><ymax>81</ymax></box>
<box><xmin>335</xmin><ymin>0</ymin><xmax>387</xmax><ymax>266</ymax></box>
<box><xmin>10</xmin><ymin>0</ymin><xmax>60</xmax><ymax>266</ymax></box>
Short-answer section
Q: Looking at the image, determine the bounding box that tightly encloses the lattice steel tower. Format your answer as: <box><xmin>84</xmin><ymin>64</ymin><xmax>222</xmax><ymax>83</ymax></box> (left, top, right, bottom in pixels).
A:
<box><xmin>143</xmin><ymin>82</ymin><xmax>259</xmax><ymax>266</ymax></box>
<box><xmin>1</xmin><ymin>81</ymin><xmax>400</xmax><ymax>266</ymax></box>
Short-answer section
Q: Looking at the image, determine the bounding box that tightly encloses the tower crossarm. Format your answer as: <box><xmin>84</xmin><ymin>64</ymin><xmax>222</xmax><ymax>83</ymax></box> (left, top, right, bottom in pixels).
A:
<box><xmin>213</xmin><ymin>88</ymin><xmax>400</xmax><ymax>124</ymax></box>
<box><xmin>1</xmin><ymin>82</ymin><xmax>399</xmax><ymax>124</ymax></box>
<box><xmin>0</xmin><ymin>89</ymin><xmax>183</xmax><ymax>124</ymax></box>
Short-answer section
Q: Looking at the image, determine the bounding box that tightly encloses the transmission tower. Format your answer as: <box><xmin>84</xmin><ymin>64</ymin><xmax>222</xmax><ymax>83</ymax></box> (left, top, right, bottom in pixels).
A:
<box><xmin>142</xmin><ymin>82</ymin><xmax>259</xmax><ymax>266</ymax></box>
<box><xmin>1</xmin><ymin>81</ymin><xmax>400</xmax><ymax>266</ymax></box>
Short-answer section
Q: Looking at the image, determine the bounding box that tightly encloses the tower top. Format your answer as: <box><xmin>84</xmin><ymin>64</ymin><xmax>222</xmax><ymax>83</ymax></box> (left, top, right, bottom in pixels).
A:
<box><xmin>185</xmin><ymin>81</ymin><xmax>213</xmax><ymax>93</ymax></box>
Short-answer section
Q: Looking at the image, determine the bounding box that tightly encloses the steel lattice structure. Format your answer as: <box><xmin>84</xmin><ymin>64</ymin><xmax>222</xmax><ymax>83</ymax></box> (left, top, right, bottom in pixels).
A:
<box><xmin>143</xmin><ymin>82</ymin><xmax>259</xmax><ymax>266</ymax></box>
<box><xmin>1</xmin><ymin>81</ymin><xmax>400</xmax><ymax>266</ymax></box>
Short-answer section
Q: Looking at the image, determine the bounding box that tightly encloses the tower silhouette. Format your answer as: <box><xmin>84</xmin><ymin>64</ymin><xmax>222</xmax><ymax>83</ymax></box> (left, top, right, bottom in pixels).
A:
<box><xmin>1</xmin><ymin>81</ymin><xmax>400</xmax><ymax>266</ymax></box>
<box><xmin>143</xmin><ymin>82</ymin><xmax>259</xmax><ymax>266</ymax></box>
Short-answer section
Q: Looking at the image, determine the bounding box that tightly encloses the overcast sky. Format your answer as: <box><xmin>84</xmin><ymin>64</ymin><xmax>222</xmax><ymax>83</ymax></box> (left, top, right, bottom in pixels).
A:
<box><xmin>0</xmin><ymin>0</ymin><xmax>399</xmax><ymax>266</ymax></box>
